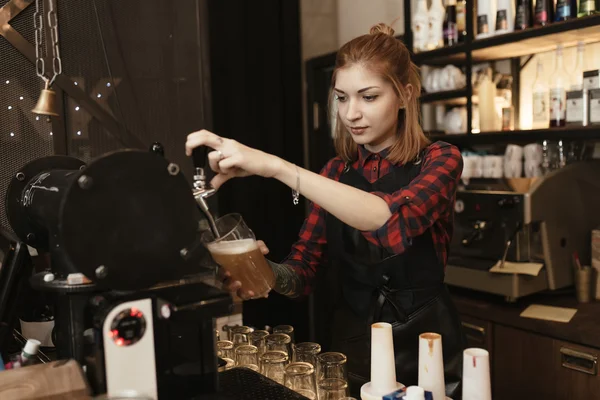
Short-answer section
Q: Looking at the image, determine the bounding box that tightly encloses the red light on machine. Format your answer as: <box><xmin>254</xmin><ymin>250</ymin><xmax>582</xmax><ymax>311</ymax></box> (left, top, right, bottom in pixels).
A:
<box><xmin>109</xmin><ymin>329</ymin><xmax>118</xmax><ymax>338</ymax></box>
<box><xmin>130</xmin><ymin>308</ymin><xmax>143</xmax><ymax>318</ymax></box>
<box><xmin>475</xmin><ymin>204</ymin><xmax>481</xmax><ymax>211</ymax></box>
<box><xmin>116</xmin><ymin>338</ymin><xmax>125</xmax><ymax>346</ymax></box>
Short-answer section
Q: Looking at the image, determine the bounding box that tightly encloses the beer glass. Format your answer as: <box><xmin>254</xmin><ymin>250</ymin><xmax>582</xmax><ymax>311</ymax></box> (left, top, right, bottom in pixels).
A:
<box><xmin>317</xmin><ymin>352</ymin><xmax>348</xmax><ymax>381</ymax></box>
<box><xmin>216</xmin><ymin>340</ymin><xmax>234</xmax><ymax>359</ymax></box>
<box><xmin>249</xmin><ymin>330</ymin><xmax>270</xmax><ymax>356</ymax></box>
<box><xmin>293</xmin><ymin>342</ymin><xmax>321</xmax><ymax>367</ymax></box>
<box><xmin>259</xmin><ymin>350</ymin><xmax>289</xmax><ymax>384</ymax></box>
<box><xmin>235</xmin><ymin>344</ymin><xmax>259</xmax><ymax>370</ymax></box>
<box><xmin>230</xmin><ymin>326</ymin><xmax>253</xmax><ymax>346</ymax></box>
<box><xmin>318</xmin><ymin>378</ymin><xmax>348</xmax><ymax>400</ymax></box>
<box><xmin>265</xmin><ymin>333</ymin><xmax>292</xmax><ymax>357</ymax></box>
<box><xmin>284</xmin><ymin>362</ymin><xmax>317</xmax><ymax>400</ymax></box>
<box><xmin>202</xmin><ymin>213</ymin><xmax>274</xmax><ymax>299</ymax></box>
<box><xmin>273</xmin><ymin>325</ymin><xmax>295</xmax><ymax>343</ymax></box>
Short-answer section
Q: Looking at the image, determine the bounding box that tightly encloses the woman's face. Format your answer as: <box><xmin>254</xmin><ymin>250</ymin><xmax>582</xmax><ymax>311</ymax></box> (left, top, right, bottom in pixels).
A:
<box><xmin>334</xmin><ymin>64</ymin><xmax>406</xmax><ymax>153</ymax></box>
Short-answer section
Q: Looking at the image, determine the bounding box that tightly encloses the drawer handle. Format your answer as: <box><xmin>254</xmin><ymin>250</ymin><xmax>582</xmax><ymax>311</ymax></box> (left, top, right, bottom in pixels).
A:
<box><xmin>560</xmin><ymin>347</ymin><xmax>598</xmax><ymax>376</ymax></box>
<box><xmin>461</xmin><ymin>322</ymin><xmax>486</xmax><ymax>335</ymax></box>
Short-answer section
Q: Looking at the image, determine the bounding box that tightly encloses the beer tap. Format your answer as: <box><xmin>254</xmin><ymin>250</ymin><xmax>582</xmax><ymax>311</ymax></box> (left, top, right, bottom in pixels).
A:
<box><xmin>191</xmin><ymin>147</ymin><xmax>220</xmax><ymax>238</ymax></box>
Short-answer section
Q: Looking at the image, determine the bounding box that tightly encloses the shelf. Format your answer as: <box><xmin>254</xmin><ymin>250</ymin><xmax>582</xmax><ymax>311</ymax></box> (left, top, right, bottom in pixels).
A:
<box><xmin>411</xmin><ymin>15</ymin><xmax>600</xmax><ymax>65</ymax></box>
<box><xmin>427</xmin><ymin>126</ymin><xmax>600</xmax><ymax>146</ymax></box>
<box><xmin>471</xmin><ymin>15</ymin><xmax>600</xmax><ymax>62</ymax></box>
<box><xmin>412</xmin><ymin>44</ymin><xmax>467</xmax><ymax>66</ymax></box>
<box><xmin>420</xmin><ymin>89</ymin><xmax>468</xmax><ymax>105</ymax></box>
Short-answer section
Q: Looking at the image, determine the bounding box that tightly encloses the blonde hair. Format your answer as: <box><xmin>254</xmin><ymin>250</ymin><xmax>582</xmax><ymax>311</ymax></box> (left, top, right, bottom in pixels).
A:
<box><xmin>330</xmin><ymin>23</ymin><xmax>430</xmax><ymax>164</ymax></box>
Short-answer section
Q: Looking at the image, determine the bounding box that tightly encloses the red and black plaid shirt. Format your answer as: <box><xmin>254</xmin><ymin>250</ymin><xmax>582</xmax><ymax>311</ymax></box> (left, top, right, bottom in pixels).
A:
<box><xmin>282</xmin><ymin>141</ymin><xmax>463</xmax><ymax>296</ymax></box>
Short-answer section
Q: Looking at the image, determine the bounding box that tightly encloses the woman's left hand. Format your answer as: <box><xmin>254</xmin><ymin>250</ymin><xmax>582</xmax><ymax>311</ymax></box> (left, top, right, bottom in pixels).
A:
<box><xmin>185</xmin><ymin>129</ymin><xmax>283</xmax><ymax>189</ymax></box>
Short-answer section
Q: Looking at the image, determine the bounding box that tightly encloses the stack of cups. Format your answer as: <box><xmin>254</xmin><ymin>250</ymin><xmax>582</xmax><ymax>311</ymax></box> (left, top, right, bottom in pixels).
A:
<box><xmin>461</xmin><ymin>153</ymin><xmax>483</xmax><ymax>183</ymax></box>
<box><xmin>418</xmin><ymin>333</ymin><xmax>446</xmax><ymax>400</ymax></box>
<box><xmin>462</xmin><ymin>348</ymin><xmax>492</xmax><ymax>400</ymax></box>
<box><xmin>503</xmin><ymin>144</ymin><xmax>523</xmax><ymax>178</ymax></box>
<box><xmin>360</xmin><ymin>323</ymin><xmax>404</xmax><ymax>400</ymax></box>
<box><xmin>482</xmin><ymin>155</ymin><xmax>503</xmax><ymax>178</ymax></box>
<box><xmin>523</xmin><ymin>143</ymin><xmax>543</xmax><ymax>177</ymax></box>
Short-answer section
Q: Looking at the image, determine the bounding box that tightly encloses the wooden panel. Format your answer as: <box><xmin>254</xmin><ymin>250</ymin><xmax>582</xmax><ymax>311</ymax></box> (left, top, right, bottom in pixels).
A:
<box><xmin>493</xmin><ymin>324</ymin><xmax>556</xmax><ymax>400</ymax></box>
<box><xmin>553</xmin><ymin>340</ymin><xmax>600</xmax><ymax>399</ymax></box>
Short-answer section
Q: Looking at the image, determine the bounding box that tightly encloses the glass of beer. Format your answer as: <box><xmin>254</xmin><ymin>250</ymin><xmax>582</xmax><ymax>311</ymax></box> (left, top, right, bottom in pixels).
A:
<box><xmin>202</xmin><ymin>213</ymin><xmax>274</xmax><ymax>299</ymax></box>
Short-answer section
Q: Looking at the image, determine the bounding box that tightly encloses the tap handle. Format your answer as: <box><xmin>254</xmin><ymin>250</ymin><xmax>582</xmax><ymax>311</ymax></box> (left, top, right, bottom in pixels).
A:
<box><xmin>192</xmin><ymin>146</ymin><xmax>208</xmax><ymax>170</ymax></box>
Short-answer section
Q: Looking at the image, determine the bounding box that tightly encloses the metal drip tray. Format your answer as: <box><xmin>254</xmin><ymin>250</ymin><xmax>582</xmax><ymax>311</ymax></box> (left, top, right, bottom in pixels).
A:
<box><xmin>192</xmin><ymin>367</ymin><xmax>310</xmax><ymax>400</ymax></box>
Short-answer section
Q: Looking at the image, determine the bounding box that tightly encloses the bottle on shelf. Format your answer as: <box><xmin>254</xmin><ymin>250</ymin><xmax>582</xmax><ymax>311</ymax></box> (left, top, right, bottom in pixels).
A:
<box><xmin>456</xmin><ymin>0</ymin><xmax>467</xmax><ymax>42</ymax></box>
<box><xmin>532</xmin><ymin>59</ymin><xmax>550</xmax><ymax>130</ymax></box>
<box><xmin>549</xmin><ymin>45</ymin><xmax>569</xmax><ymax>127</ymax></box>
<box><xmin>571</xmin><ymin>41</ymin><xmax>587</xmax><ymax>91</ymax></box>
<box><xmin>413</xmin><ymin>0</ymin><xmax>430</xmax><ymax>53</ymax></box>
<box><xmin>555</xmin><ymin>0</ymin><xmax>578</xmax><ymax>21</ymax></box>
<box><xmin>578</xmin><ymin>0</ymin><xmax>597</xmax><ymax>17</ymax></box>
<box><xmin>478</xmin><ymin>68</ymin><xmax>498</xmax><ymax>132</ymax></box>
<box><xmin>515</xmin><ymin>0</ymin><xmax>534</xmax><ymax>30</ymax></box>
<box><xmin>428</xmin><ymin>0</ymin><xmax>445</xmax><ymax>50</ymax></box>
<box><xmin>476</xmin><ymin>0</ymin><xmax>496</xmax><ymax>38</ymax></box>
<box><xmin>534</xmin><ymin>0</ymin><xmax>553</xmax><ymax>26</ymax></box>
<box><xmin>444</xmin><ymin>0</ymin><xmax>459</xmax><ymax>46</ymax></box>
<box><xmin>495</xmin><ymin>0</ymin><xmax>515</xmax><ymax>35</ymax></box>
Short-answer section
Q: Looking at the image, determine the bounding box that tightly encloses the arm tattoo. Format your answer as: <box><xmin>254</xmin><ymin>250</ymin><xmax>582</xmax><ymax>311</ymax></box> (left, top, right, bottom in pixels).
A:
<box><xmin>267</xmin><ymin>260</ymin><xmax>304</xmax><ymax>298</ymax></box>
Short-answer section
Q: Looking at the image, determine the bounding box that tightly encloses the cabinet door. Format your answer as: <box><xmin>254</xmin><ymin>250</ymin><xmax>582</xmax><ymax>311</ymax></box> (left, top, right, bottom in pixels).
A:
<box><xmin>460</xmin><ymin>314</ymin><xmax>493</xmax><ymax>354</ymax></box>
<box><xmin>553</xmin><ymin>340</ymin><xmax>600</xmax><ymax>399</ymax></box>
<box><xmin>493</xmin><ymin>325</ymin><xmax>556</xmax><ymax>400</ymax></box>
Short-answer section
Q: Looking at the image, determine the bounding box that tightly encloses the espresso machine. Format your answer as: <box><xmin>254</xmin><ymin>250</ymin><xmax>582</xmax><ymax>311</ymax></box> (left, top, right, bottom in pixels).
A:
<box><xmin>445</xmin><ymin>161</ymin><xmax>600</xmax><ymax>301</ymax></box>
<box><xmin>1</xmin><ymin>147</ymin><xmax>307</xmax><ymax>399</ymax></box>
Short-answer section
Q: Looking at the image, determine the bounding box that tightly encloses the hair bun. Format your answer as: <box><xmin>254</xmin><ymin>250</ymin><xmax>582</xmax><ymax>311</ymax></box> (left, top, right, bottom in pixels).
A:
<box><xmin>369</xmin><ymin>23</ymin><xmax>395</xmax><ymax>37</ymax></box>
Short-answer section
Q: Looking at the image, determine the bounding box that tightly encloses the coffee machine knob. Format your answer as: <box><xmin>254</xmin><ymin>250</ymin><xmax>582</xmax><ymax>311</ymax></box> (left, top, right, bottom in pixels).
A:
<box><xmin>109</xmin><ymin>307</ymin><xmax>147</xmax><ymax>347</ymax></box>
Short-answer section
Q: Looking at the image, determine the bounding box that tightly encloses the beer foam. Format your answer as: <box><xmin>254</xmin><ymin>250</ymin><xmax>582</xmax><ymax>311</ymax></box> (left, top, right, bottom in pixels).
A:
<box><xmin>208</xmin><ymin>238</ymin><xmax>258</xmax><ymax>255</ymax></box>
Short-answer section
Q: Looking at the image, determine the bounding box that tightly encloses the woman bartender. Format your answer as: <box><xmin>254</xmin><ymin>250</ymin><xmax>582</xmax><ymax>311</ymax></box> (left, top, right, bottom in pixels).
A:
<box><xmin>186</xmin><ymin>23</ymin><xmax>466</xmax><ymax>397</ymax></box>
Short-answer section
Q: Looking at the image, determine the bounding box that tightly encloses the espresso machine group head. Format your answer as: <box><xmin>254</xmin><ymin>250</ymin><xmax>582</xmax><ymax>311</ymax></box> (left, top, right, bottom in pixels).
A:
<box><xmin>2</xmin><ymin>148</ymin><xmax>232</xmax><ymax>398</ymax></box>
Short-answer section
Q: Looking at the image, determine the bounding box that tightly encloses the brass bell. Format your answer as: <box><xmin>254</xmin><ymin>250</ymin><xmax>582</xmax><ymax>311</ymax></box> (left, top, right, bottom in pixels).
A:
<box><xmin>32</xmin><ymin>81</ymin><xmax>60</xmax><ymax>117</ymax></box>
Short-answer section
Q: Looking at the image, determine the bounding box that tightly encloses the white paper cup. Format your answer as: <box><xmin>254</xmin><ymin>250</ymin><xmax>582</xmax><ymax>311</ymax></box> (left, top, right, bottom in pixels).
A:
<box><xmin>462</xmin><ymin>348</ymin><xmax>492</xmax><ymax>400</ymax></box>
<box><xmin>360</xmin><ymin>323</ymin><xmax>403</xmax><ymax>400</ymax></box>
<box><xmin>418</xmin><ymin>333</ymin><xmax>445</xmax><ymax>400</ymax></box>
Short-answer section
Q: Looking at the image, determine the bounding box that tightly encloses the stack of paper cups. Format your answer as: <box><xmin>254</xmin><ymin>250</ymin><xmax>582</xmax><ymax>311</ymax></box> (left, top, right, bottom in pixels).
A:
<box><xmin>462</xmin><ymin>348</ymin><xmax>491</xmax><ymax>400</ymax></box>
<box><xmin>360</xmin><ymin>323</ymin><xmax>403</xmax><ymax>400</ymax></box>
<box><xmin>418</xmin><ymin>333</ymin><xmax>445</xmax><ymax>400</ymax></box>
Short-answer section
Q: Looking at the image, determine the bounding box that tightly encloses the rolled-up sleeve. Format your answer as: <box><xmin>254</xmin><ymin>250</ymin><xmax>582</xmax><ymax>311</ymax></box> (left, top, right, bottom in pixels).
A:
<box><xmin>361</xmin><ymin>142</ymin><xmax>463</xmax><ymax>255</ymax></box>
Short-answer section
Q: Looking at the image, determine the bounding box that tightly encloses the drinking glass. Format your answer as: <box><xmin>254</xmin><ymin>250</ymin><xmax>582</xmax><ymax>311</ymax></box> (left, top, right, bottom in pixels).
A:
<box><xmin>317</xmin><ymin>352</ymin><xmax>348</xmax><ymax>381</ymax></box>
<box><xmin>216</xmin><ymin>340</ymin><xmax>234</xmax><ymax>360</ymax></box>
<box><xmin>259</xmin><ymin>350</ymin><xmax>289</xmax><ymax>384</ymax></box>
<box><xmin>202</xmin><ymin>213</ymin><xmax>275</xmax><ymax>299</ymax></box>
<box><xmin>284</xmin><ymin>362</ymin><xmax>317</xmax><ymax>400</ymax></box>
<box><xmin>273</xmin><ymin>325</ymin><xmax>295</xmax><ymax>343</ymax></box>
<box><xmin>265</xmin><ymin>333</ymin><xmax>292</xmax><ymax>357</ymax></box>
<box><xmin>249</xmin><ymin>330</ymin><xmax>270</xmax><ymax>356</ymax></box>
<box><xmin>293</xmin><ymin>342</ymin><xmax>321</xmax><ymax>367</ymax></box>
<box><xmin>318</xmin><ymin>378</ymin><xmax>349</xmax><ymax>400</ymax></box>
<box><xmin>230</xmin><ymin>326</ymin><xmax>253</xmax><ymax>346</ymax></box>
<box><xmin>235</xmin><ymin>344</ymin><xmax>259</xmax><ymax>370</ymax></box>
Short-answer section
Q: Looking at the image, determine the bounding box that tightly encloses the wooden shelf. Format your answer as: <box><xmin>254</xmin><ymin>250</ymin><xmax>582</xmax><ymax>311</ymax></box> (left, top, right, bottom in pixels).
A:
<box><xmin>420</xmin><ymin>89</ymin><xmax>468</xmax><ymax>105</ymax></box>
<box><xmin>411</xmin><ymin>15</ymin><xmax>600</xmax><ymax>65</ymax></box>
<box><xmin>427</xmin><ymin>126</ymin><xmax>600</xmax><ymax>146</ymax></box>
<box><xmin>471</xmin><ymin>14</ymin><xmax>600</xmax><ymax>61</ymax></box>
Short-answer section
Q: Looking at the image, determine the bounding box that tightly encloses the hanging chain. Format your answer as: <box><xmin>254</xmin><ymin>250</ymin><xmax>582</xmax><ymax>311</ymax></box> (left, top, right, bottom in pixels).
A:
<box><xmin>47</xmin><ymin>0</ymin><xmax>62</xmax><ymax>86</ymax></box>
<box><xmin>33</xmin><ymin>0</ymin><xmax>46</xmax><ymax>82</ymax></box>
<box><xmin>33</xmin><ymin>0</ymin><xmax>62</xmax><ymax>86</ymax></box>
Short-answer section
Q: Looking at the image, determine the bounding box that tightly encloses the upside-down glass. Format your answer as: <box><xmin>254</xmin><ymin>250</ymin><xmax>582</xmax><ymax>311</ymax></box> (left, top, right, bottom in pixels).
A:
<box><xmin>273</xmin><ymin>325</ymin><xmax>295</xmax><ymax>343</ymax></box>
<box><xmin>249</xmin><ymin>330</ymin><xmax>270</xmax><ymax>356</ymax></box>
<box><xmin>265</xmin><ymin>333</ymin><xmax>292</xmax><ymax>357</ymax></box>
<box><xmin>202</xmin><ymin>213</ymin><xmax>275</xmax><ymax>299</ymax></box>
<box><xmin>235</xmin><ymin>344</ymin><xmax>259</xmax><ymax>370</ymax></box>
<box><xmin>318</xmin><ymin>378</ymin><xmax>349</xmax><ymax>400</ymax></box>
<box><xmin>216</xmin><ymin>340</ymin><xmax>235</xmax><ymax>360</ymax></box>
<box><xmin>293</xmin><ymin>342</ymin><xmax>321</xmax><ymax>367</ymax></box>
<box><xmin>284</xmin><ymin>362</ymin><xmax>318</xmax><ymax>400</ymax></box>
<box><xmin>317</xmin><ymin>352</ymin><xmax>348</xmax><ymax>381</ymax></box>
<box><xmin>260</xmin><ymin>350</ymin><xmax>289</xmax><ymax>384</ymax></box>
<box><xmin>230</xmin><ymin>326</ymin><xmax>253</xmax><ymax>346</ymax></box>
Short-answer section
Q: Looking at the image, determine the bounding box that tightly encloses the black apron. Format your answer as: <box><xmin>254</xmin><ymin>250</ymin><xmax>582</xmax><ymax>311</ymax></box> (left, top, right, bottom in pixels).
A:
<box><xmin>315</xmin><ymin>156</ymin><xmax>466</xmax><ymax>399</ymax></box>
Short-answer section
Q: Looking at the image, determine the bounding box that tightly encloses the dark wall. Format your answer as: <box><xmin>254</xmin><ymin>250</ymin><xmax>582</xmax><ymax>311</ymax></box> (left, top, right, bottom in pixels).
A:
<box><xmin>207</xmin><ymin>0</ymin><xmax>310</xmax><ymax>339</ymax></box>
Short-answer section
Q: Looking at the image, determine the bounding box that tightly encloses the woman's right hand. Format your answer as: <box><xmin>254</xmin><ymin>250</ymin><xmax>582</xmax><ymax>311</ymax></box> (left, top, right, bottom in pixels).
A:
<box><xmin>217</xmin><ymin>240</ymin><xmax>271</xmax><ymax>300</ymax></box>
